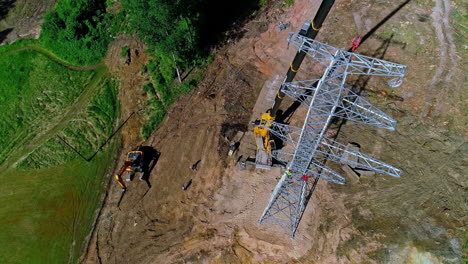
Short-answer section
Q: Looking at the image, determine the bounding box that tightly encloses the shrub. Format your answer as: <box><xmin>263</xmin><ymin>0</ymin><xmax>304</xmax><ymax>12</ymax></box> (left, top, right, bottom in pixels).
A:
<box><xmin>40</xmin><ymin>0</ymin><xmax>111</xmax><ymax>65</ymax></box>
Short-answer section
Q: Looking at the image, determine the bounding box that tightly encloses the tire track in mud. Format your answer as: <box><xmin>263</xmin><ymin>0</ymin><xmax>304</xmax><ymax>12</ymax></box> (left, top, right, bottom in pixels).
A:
<box><xmin>0</xmin><ymin>46</ymin><xmax>103</xmax><ymax>165</ymax></box>
<box><xmin>0</xmin><ymin>45</ymin><xmax>106</xmax><ymax>170</ymax></box>
<box><xmin>421</xmin><ymin>0</ymin><xmax>458</xmax><ymax>119</ymax></box>
<box><xmin>0</xmin><ymin>45</ymin><xmax>102</xmax><ymax>71</ymax></box>
<box><xmin>0</xmin><ymin>66</ymin><xmax>108</xmax><ymax>170</ymax></box>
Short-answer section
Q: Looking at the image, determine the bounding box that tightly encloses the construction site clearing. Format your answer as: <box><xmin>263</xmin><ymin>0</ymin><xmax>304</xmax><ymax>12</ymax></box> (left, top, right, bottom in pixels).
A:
<box><xmin>82</xmin><ymin>0</ymin><xmax>467</xmax><ymax>263</ymax></box>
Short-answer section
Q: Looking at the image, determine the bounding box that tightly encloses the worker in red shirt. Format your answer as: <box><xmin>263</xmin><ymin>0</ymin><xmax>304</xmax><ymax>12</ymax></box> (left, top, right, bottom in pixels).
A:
<box><xmin>351</xmin><ymin>36</ymin><xmax>362</xmax><ymax>52</ymax></box>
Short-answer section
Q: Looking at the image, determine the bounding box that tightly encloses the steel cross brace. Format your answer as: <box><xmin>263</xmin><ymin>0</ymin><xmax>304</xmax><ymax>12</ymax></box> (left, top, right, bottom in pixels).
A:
<box><xmin>269</xmin><ymin>124</ymin><xmax>401</xmax><ymax>177</ymax></box>
<box><xmin>258</xmin><ymin>34</ymin><xmax>406</xmax><ymax>239</ymax></box>
<box><xmin>268</xmin><ymin>122</ymin><xmax>401</xmax><ymax>176</ymax></box>
<box><xmin>259</xmin><ymin>54</ymin><xmax>348</xmax><ymax>238</ymax></box>
<box><xmin>282</xmin><ymin>81</ymin><xmax>397</xmax><ymax>130</ymax></box>
<box><xmin>288</xmin><ymin>33</ymin><xmax>407</xmax><ymax>77</ymax></box>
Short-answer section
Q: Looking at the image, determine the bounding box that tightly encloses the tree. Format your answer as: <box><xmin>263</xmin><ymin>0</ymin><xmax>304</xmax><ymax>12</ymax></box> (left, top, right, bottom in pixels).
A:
<box><xmin>122</xmin><ymin>0</ymin><xmax>203</xmax><ymax>69</ymax></box>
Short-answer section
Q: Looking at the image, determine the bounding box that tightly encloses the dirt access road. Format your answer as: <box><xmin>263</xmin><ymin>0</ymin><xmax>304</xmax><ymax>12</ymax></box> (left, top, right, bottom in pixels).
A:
<box><xmin>83</xmin><ymin>0</ymin><xmax>466</xmax><ymax>263</ymax></box>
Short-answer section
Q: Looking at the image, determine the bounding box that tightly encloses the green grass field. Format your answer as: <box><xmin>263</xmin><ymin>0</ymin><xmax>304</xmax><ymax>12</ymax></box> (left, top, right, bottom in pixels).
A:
<box><xmin>19</xmin><ymin>78</ymin><xmax>118</xmax><ymax>169</ymax></box>
<box><xmin>0</xmin><ymin>45</ymin><xmax>95</xmax><ymax>165</ymax></box>
<box><xmin>0</xmin><ymin>142</ymin><xmax>118</xmax><ymax>263</ymax></box>
<box><xmin>0</xmin><ymin>39</ymin><xmax>119</xmax><ymax>263</ymax></box>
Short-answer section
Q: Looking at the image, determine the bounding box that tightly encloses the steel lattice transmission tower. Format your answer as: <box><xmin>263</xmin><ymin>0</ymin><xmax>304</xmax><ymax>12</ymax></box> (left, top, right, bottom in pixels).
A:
<box><xmin>258</xmin><ymin>33</ymin><xmax>407</xmax><ymax>238</ymax></box>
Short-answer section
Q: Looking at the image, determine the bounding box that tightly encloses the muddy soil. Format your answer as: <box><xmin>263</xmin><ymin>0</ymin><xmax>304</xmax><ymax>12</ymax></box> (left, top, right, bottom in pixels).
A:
<box><xmin>82</xmin><ymin>0</ymin><xmax>466</xmax><ymax>263</ymax></box>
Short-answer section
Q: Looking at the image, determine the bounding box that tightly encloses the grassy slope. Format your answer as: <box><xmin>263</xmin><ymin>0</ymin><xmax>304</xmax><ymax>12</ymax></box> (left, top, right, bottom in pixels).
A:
<box><xmin>0</xmin><ymin>142</ymin><xmax>117</xmax><ymax>263</ymax></box>
<box><xmin>0</xmin><ymin>41</ymin><xmax>95</xmax><ymax>164</ymax></box>
<box><xmin>18</xmin><ymin>78</ymin><xmax>118</xmax><ymax>169</ymax></box>
<box><xmin>0</xmin><ymin>40</ymin><xmax>119</xmax><ymax>263</ymax></box>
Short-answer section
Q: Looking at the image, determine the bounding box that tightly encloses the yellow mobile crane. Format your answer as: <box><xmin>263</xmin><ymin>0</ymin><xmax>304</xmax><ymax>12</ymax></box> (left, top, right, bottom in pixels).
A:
<box><xmin>253</xmin><ymin>0</ymin><xmax>335</xmax><ymax>169</ymax></box>
<box><xmin>253</xmin><ymin>111</ymin><xmax>275</xmax><ymax>168</ymax></box>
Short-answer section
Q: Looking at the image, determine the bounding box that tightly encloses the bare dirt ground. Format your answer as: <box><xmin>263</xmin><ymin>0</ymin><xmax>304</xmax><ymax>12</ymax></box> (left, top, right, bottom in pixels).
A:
<box><xmin>82</xmin><ymin>0</ymin><xmax>466</xmax><ymax>263</ymax></box>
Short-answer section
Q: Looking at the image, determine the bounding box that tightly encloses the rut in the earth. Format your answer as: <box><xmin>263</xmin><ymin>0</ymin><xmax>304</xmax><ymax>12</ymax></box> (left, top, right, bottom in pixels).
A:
<box><xmin>421</xmin><ymin>0</ymin><xmax>458</xmax><ymax>119</ymax></box>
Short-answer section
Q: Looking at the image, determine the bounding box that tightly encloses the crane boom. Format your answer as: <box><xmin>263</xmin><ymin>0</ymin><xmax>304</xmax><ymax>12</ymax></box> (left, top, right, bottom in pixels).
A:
<box><xmin>253</xmin><ymin>0</ymin><xmax>335</xmax><ymax>169</ymax></box>
<box><xmin>270</xmin><ymin>0</ymin><xmax>335</xmax><ymax>117</ymax></box>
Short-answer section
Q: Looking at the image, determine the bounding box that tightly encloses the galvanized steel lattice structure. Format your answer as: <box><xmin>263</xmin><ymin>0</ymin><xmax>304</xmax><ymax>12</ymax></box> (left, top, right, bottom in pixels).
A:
<box><xmin>258</xmin><ymin>33</ymin><xmax>407</xmax><ymax>238</ymax></box>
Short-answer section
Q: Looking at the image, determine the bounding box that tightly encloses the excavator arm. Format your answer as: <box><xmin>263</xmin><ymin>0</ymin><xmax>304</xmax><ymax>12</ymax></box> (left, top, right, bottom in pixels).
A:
<box><xmin>114</xmin><ymin>163</ymin><xmax>131</xmax><ymax>191</ymax></box>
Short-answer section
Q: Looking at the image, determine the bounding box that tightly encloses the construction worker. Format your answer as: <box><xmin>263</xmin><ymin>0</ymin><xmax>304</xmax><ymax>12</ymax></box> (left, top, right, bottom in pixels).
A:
<box><xmin>278</xmin><ymin>169</ymin><xmax>293</xmax><ymax>180</ymax></box>
<box><xmin>351</xmin><ymin>35</ymin><xmax>362</xmax><ymax>52</ymax></box>
<box><xmin>182</xmin><ymin>179</ymin><xmax>192</xmax><ymax>190</ymax></box>
<box><xmin>190</xmin><ymin>160</ymin><xmax>200</xmax><ymax>171</ymax></box>
<box><xmin>301</xmin><ymin>175</ymin><xmax>309</xmax><ymax>181</ymax></box>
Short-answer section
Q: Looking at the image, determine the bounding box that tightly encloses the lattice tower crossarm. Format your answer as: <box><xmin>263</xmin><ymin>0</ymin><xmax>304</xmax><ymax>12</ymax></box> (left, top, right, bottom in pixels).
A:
<box><xmin>267</xmin><ymin>123</ymin><xmax>401</xmax><ymax>177</ymax></box>
<box><xmin>287</xmin><ymin>33</ymin><xmax>407</xmax><ymax>77</ymax></box>
<box><xmin>282</xmin><ymin>81</ymin><xmax>398</xmax><ymax>130</ymax></box>
<box><xmin>258</xmin><ymin>36</ymin><xmax>407</xmax><ymax>239</ymax></box>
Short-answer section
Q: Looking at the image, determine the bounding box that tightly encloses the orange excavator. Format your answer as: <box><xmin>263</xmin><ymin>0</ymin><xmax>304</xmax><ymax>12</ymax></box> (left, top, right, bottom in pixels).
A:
<box><xmin>114</xmin><ymin>150</ymin><xmax>144</xmax><ymax>191</ymax></box>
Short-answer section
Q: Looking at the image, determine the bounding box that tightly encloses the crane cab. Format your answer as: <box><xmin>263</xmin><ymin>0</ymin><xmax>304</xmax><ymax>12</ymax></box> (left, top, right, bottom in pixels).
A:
<box><xmin>253</xmin><ymin>111</ymin><xmax>275</xmax><ymax>169</ymax></box>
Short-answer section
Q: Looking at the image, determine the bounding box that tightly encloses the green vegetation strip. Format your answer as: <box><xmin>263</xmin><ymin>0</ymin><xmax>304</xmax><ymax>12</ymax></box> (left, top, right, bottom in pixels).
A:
<box><xmin>121</xmin><ymin>0</ymin><xmax>259</xmax><ymax>139</ymax></box>
<box><xmin>140</xmin><ymin>61</ymin><xmax>204</xmax><ymax>139</ymax></box>
<box><xmin>0</xmin><ymin>0</ymin><xmax>124</xmax><ymax>262</ymax></box>
<box><xmin>0</xmin><ymin>38</ymin><xmax>118</xmax><ymax>263</ymax></box>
